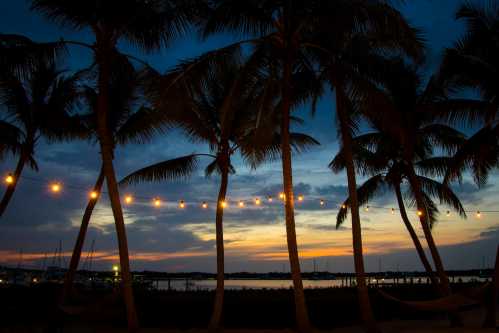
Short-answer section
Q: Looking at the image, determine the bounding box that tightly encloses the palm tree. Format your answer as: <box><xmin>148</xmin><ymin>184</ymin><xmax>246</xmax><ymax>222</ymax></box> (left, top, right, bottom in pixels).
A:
<box><xmin>437</xmin><ymin>1</ymin><xmax>499</xmax><ymax>188</ymax></box>
<box><xmin>202</xmin><ymin>2</ymin><xmax>421</xmax><ymax>330</ymax></box>
<box><xmin>62</xmin><ymin>56</ymin><xmax>168</xmax><ymax>303</ymax></box>
<box><xmin>31</xmin><ymin>1</ymin><xmax>202</xmax><ymax>329</ymax></box>
<box><xmin>350</xmin><ymin>62</ymin><xmax>470</xmax><ymax>308</ymax></box>
<box><xmin>120</xmin><ymin>54</ymin><xmax>318</xmax><ymax>331</ymax></box>
<box><xmin>331</xmin><ymin>132</ymin><xmax>466</xmax><ymax>292</ymax></box>
<box><xmin>0</xmin><ymin>59</ymin><xmax>83</xmax><ymax>217</ymax></box>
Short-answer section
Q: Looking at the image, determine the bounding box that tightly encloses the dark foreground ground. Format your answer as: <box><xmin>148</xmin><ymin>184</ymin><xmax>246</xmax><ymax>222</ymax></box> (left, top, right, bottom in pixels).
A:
<box><xmin>0</xmin><ymin>283</ymin><xmax>494</xmax><ymax>332</ymax></box>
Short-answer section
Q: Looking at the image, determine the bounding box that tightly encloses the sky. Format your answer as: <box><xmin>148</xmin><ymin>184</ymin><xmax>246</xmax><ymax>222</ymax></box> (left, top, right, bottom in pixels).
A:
<box><xmin>0</xmin><ymin>0</ymin><xmax>497</xmax><ymax>273</ymax></box>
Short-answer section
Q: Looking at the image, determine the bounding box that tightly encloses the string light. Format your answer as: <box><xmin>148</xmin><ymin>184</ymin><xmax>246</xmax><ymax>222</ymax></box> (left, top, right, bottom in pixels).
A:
<box><xmin>238</xmin><ymin>200</ymin><xmax>245</xmax><ymax>208</ymax></box>
<box><xmin>220</xmin><ymin>200</ymin><xmax>227</xmax><ymax>208</ymax></box>
<box><xmin>297</xmin><ymin>194</ymin><xmax>304</xmax><ymax>202</ymax></box>
<box><xmin>341</xmin><ymin>204</ymin><xmax>347</xmax><ymax>209</ymax></box>
<box><xmin>476</xmin><ymin>210</ymin><xmax>481</xmax><ymax>218</ymax></box>
<box><xmin>202</xmin><ymin>201</ymin><xmax>208</xmax><ymax>209</ymax></box>
<box><xmin>179</xmin><ymin>200</ymin><xmax>185</xmax><ymax>209</ymax></box>
<box><xmin>124</xmin><ymin>195</ymin><xmax>133</xmax><ymax>204</ymax></box>
<box><xmin>417</xmin><ymin>210</ymin><xmax>423</xmax><ymax>217</ymax></box>
<box><xmin>4</xmin><ymin>174</ymin><xmax>14</xmax><ymax>185</ymax></box>
<box><xmin>320</xmin><ymin>199</ymin><xmax>325</xmax><ymax>206</ymax></box>
<box><xmin>391</xmin><ymin>208</ymin><xmax>395</xmax><ymax>214</ymax></box>
<box><xmin>279</xmin><ymin>192</ymin><xmax>285</xmax><ymax>200</ymax></box>
<box><xmin>153</xmin><ymin>198</ymin><xmax>162</xmax><ymax>207</ymax></box>
<box><xmin>365</xmin><ymin>205</ymin><xmax>369</xmax><ymax>212</ymax></box>
<box><xmin>446</xmin><ymin>210</ymin><xmax>451</xmax><ymax>217</ymax></box>
<box><xmin>89</xmin><ymin>191</ymin><xmax>99</xmax><ymax>199</ymax></box>
<box><xmin>255</xmin><ymin>198</ymin><xmax>261</xmax><ymax>205</ymax></box>
<box><xmin>267</xmin><ymin>196</ymin><xmax>273</xmax><ymax>202</ymax></box>
<box><xmin>50</xmin><ymin>183</ymin><xmax>61</xmax><ymax>193</ymax></box>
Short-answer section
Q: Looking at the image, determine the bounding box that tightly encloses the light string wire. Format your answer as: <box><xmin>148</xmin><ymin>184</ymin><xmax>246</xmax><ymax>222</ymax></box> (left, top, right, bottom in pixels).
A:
<box><xmin>1</xmin><ymin>173</ymin><xmax>494</xmax><ymax>217</ymax></box>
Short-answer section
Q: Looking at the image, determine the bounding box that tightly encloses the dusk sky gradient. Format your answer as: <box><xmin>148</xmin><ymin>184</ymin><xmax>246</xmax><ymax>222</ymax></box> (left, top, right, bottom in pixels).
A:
<box><xmin>0</xmin><ymin>0</ymin><xmax>497</xmax><ymax>273</ymax></box>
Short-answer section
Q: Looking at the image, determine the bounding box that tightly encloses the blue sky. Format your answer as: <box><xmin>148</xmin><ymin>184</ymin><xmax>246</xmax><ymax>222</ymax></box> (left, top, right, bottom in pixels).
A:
<box><xmin>0</xmin><ymin>0</ymin><xmax>497</xmax><ymax>273</ymax></box>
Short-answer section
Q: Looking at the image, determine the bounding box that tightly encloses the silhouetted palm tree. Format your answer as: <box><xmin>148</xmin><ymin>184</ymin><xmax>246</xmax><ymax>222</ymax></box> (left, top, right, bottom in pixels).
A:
<box><xmin>120</xmin><ymin>54</ymin><xmax>318</xmax><ymax>331</ymax></box>
<box><xmin>332</xmin><ymin>130</ymin><xmax>466</xmax><ymax>291</ymax></box>
<box><xmin>438</xmin><ymin>1</ymin><xmax>499</xmax><ymax>189</ymax></box>
<box><xmin>31</xmin><ymin>1</ymin><xmax>202</xmax><ymax>329</ymax></box>
<box><xmin>352</xmin><ymin>62</ymin><xmax>468</xmax><ymax>309</ymax></box>
<box><xmin>62</xmin><ymin>56</ymin><xmax>168</xmax><ymax>303</ymax></box>
<box><xmin>0</xmin><ymin>60</ymin><xmax>82</xmax><ymax>217</ymax></box>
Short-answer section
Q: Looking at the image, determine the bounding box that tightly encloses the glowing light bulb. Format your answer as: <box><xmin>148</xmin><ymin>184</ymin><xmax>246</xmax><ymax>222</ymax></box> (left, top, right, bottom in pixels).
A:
<box><xmin>238</xmin><ymin>200</ymin><xmax>245</xmax><ymax>208</ymax></box>
<box><xmin>90</xmin><ymin>191</ymin><xmax>99</xmax><ymax>199</ymax></box>
<box><xmin>341</xmin><ymin>204</ymin><xmax>346</xmax><ymax>209</ymax></box>
<box><xmin>50</xmin><ymin>183</ymin><xmax>61</xmax><ymax>193</ymax></box>
<box><xmin>124</xmin><ymin>195</ymin><xmax>133</xmax><ymax>204</ymax></box>
<box><xmin>365</xmin><ymin>205</ymin><xmax>369</xmax><ymax>212</ymax></box>
<box><xmin>320</xmin><ymin>199</ymin><xmax>325</xmax><ymax>206</ymax></box>
<box><xmin>391</xmin><ymin>208</ymin><xmax>395</xmax><ymax>214</ymax></box>
<box><xmin>417</xmin><ymin>210</ymin><xmax>423</xmax><ymax>217</ymax></box>
<box><xmin>267</xmin><ymin>196</ymin><xmax>273</xmax><ymax>202</ymax></box>
<box><xmin>446</xmin><ymin>210</ymin><xmax>450</xmax><ymax>217</ymax></box>
<box><xmin>220</xmin><ymin>200</ymin><xmax>227</xmax><ymax>208</ymax></box>
<box><xmin>255</xmin><ymin>198</ymin><xmax>261</xmax><ymax>205</ymax></box>
<box><xmin>476</xmin><ymin>211</ymin><xmax>481</xmax><ymax>218</ymax></box>
<box><xmin>179</xmin><ymin>200</ymin><xmax>185</xmax><ymax>209</ymax></box>
<box><xmin>279</xmin><ymin>192</ymin><xmax>285</xmax><ymax>200</ymax></box>
<box><xmin>4</xmin><ymin>174</ymin><xmax>13</xmax><ymax>184</ymax></box>
<box><xmin>153</xmin><ymin>198</ymin><xmax>161</xmax><ymax>207</ymax></box>
<box><xmin>297</xmin><ymin>195</ymin><xmax>304</xmax><ymax>202</ymax></box>
<box><xmin>202</xmin><ymin>201</ymin><xmax>208</xmax><ymax>209</ymax></box>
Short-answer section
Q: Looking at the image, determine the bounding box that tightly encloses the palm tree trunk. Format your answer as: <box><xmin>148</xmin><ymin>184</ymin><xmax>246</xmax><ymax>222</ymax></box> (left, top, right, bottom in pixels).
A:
<box><xmin>96</xmin><ymin>42</ymin><xmax>139</xmax><ymax>332</ymax></box>
<box><xmin>335</xmin><ymin>88</ymin><xmax>380</xmax><ymax>333</ymax></box>
<box><xmin>209</xmin><ymin>157</ymin><xmax>229</xmax><ymax>332</ymax></box>
<box><xmin>482</xmin><ymin>244</ymin><xmax>498</xmax><ymax>328</ymax></box>
<box><xmin>394</xmin><ymin>184</ymin><xmax>440</xmax><ymax>289</ymax></box>
<box><xmin>405</xmin><ymin>166</ymin><xmax>451</xmax><ymax>292</ymax></box>
<box><xmin>405</xmin><ymin>166</ymin><xmax>462</xmax><ymax>326</ymax></box>
<box><xmin>280</xmin><ymin>58</ymin><xmax>311</xmax><ymax>333</ymax></box>
<box><xmin>0</xmin><ymin>153</ymin><xmax>26</xmax><ymax>218</ymax></box>
<box><xmin>61</xmin><ymin>165</ymin><xmax>105</xmax><ymax>303</ymax></box>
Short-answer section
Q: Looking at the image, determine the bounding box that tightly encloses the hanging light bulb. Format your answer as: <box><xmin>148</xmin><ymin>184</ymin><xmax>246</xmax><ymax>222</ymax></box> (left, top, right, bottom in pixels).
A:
<box><xmin>220</xmin><ymin>200</ymin><xmax>227</xmax><ymax>208</ymax></box>
<box><xmin>238</xmin><ymin>200</ymin><xmax>245</xmax><ymax>208</ymax></box>
<box><xmin>255</xmin><ymin>198</ymin><xmax>261</xmax><ymax>205</ymax></box>
<box><xmin>89</xmin><ymin>191</ymin><xmax>99</xmax><ymax>199</ymax></box>
<box><xmin>279</xmin><ymin>192</ymin><xmax>285</xmax><ymax>200</ymax></box>
<box><xmin>476</xmin><ymin>210</ymin><xmax>481</xmax><ymax>218</ymax></box>
<box><xmin>320</xmin><ymin>199</ymin><xmax>325</xmax><ymax>206</ymax></box>
<box><xmin>4</xmin><ymin>174</ymin><xmax>14</xmax><ymax>185</ymax></box>
<box><xmin>202</xmin><ymin>201</ymin><xmax>208</xmax><ymax>209</ymax></box>
<box><xmin>153</xmin><ymin>198</ymin><xmax>161</xmax><ymax>207</ymax></box>
<box><xmin>50</xmin><ymin>182</ymin><xmax>61</xmax><ymax>193</ymax></box>
<box><xmin>446</xmin><ymin>210</ymin><xmax>450</xmax><ymax>217</ymax></box>
<box><xmin>341</xmin><ymin>204</ymin><xmax>347</xmax><ymax>209</ymax></box>
<box><xmin>297</xmin><ymin>194</ymin><xmax>304</xmax><ymax>202</ymax></box>
<box><xmin>267</xmin><ymin>196</ymin><xmax>273</xmax><ymax>202</ymax></box>
<box><xmin>124</xmin><ymin>195</ymin><xmax>133</xmax><ymax>204</ymax></box>
<box><xmin>365</xmin><ymin>205</ymin><xmax>369</xmax><ymax>212</ymax></box>
<box><xmin>417</xmin><ymin>210</ymin><xmax>423</xmax><ymax>217</ymax></box>
<box><xmin>179</xmin><ymin>200</ymin><xmax>185</xmax><ymax>209</ymax></box>
<box><xmin>391</xmin><ymin>208</ymin><xmax>395</xmax><ymax>214</ymax></box>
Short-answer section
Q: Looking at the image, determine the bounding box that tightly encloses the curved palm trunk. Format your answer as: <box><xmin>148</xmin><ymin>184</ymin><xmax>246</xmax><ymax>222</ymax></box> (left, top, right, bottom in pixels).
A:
<box><xmin>0</xmin><ymin>154</ymin><xmax>26</xmax><ymax>218</ymax></box>
<box><xmin>335</xmin><ymin>89</ymin><xmax>379</xmax><ymax>333</ymax></box>
<box><xmin>281</xmin><ymin>59</ymin><xmax>311</xmax><ymax>333</ymax></box>
<box><xmin>61</xmin><ymin>165</ymin><xmax>105</xmax><ymax>303</ymax></box>
<box><xmin>96</xmin><ymin>43</ymin><xmax>138</xmax><ymax>332</ymax></box>
<box><xmin>209</xmin><ymin>159</ymin><xmax>229</xmax><ymax>331</ymax></box>
<box><xmin>405</xmin><ymin>166</ymin><xmax>462</xmax><ymax>326</ymax></box>
<box><xmin>394</xmin><ymin>184</ymin><xmax>440</xmax><ymax>289</ymax></box>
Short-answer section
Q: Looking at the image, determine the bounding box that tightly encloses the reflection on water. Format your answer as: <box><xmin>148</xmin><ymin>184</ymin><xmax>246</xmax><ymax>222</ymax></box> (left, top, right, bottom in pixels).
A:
<box><xmin>156</xmin><ymin>276</ymin><xmax>490</xmax><ymax>291</ymax></box>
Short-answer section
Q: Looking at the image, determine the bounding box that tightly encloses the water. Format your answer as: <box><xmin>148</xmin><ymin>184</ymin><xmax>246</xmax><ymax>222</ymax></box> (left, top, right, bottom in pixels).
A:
<box><xmin>155</xmin><ymin>276</ymin><xmax>490</xmax><ymax>291</ymax></box>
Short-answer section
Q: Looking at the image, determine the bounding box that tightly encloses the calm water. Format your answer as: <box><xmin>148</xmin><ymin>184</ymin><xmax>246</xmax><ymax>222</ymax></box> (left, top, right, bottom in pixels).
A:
<box><xmin>155</xmin><ymin>276</ymin><xmax>490</xmax><ymax>291</ymax></box>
